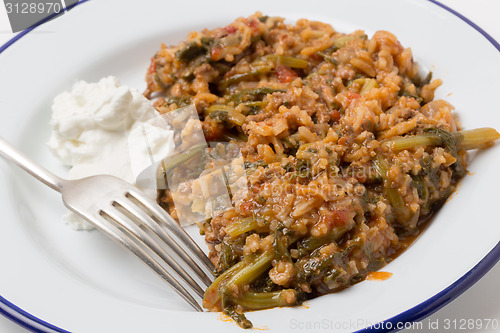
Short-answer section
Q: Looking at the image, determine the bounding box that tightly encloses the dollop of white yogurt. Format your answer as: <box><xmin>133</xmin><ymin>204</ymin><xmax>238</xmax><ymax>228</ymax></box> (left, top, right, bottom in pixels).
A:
<box><xmin>47</xmin><ymin>76</ymin><xmax>174</xmax><ymax>229</ymax></box>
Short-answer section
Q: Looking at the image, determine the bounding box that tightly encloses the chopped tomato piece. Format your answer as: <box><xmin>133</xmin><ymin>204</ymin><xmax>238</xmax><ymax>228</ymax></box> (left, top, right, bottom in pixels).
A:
<box><xmin>330</xmin><ymin>109</ymin><xmax>341</xmax><ymax>123</ymax></box>
<box><xmin>224</xmin><ymin>25</ymin><xmax>237</xmax><ymax>34</ymax></box>
<box><xmin>322</xmin><ymin>208</ymin><xmax>351</xmax><ymax>228</ymax></box>
<box><xmin>211</xmin><ymin>45</ymin><xmax>223</xmax><ymax>61</ymax></box>
<box><xmin>276</xmin><ymin>65</ymin><xmax>298</xmax><ymax>83</ymax></box>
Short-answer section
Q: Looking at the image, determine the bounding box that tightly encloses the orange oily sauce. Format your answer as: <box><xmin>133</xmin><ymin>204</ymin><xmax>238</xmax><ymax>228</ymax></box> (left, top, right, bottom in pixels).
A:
<box><xmin>366</xmin><ymin>271</ymin><xmax>393</xmax><ymax>281</ymax></box>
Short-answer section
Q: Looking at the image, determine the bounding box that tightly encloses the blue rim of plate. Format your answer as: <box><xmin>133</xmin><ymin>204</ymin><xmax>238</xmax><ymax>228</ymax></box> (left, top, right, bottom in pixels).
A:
<box><xmin>0</xmin><ymin>1</ymin><xmax>499</xmax><ymax>332</ymax></box>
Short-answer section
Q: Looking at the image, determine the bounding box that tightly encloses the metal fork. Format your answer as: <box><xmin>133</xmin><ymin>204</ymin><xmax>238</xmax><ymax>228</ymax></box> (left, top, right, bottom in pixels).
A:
<box><xmin>0</xmin><ymin>137</ymin><xmax>214</xmax><ymax>311</ymax></box>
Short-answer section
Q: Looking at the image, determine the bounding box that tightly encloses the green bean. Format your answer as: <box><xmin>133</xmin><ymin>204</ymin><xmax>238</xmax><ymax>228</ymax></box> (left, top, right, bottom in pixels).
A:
<box><xmin>175</xmin><ymin>42</ymin><xmax>206</xmax><ymax>62</ymax></box>
<box><xmin>216</xmin><ymin>241</ymin><xmax>240</xmax><ymax>274</ymax></box>
<box><xmin>455</xmin><ymin>127</ymin><xmax>500</xmax><ymax>150</ymax></box>
<box><xmin>372</xmin><ymin>155</ymin><xmax>411</xmax><ymax>223</ymax></box>
<box><xmin>220</xmin><ymin>55</ymin><xmax>306</xmax><ymax>90</ymax></box>
<box><xmin>219</xmin><ymin>66</ymin><xmax>273</xmax><ymax>90</ymax></box>
<box><xmin>412</xmin><ymin>71</ymin><xmax>433</xmax><ymax>88</ymax></box>
<box><xmin>175</xmin><ymin>37</ymin><xmax>213</xmax><ymax>62</ymax></box>
<box><xmin>382</xmin><ymin>127</ymin><xmax>500</xmax><ymax>179</ymax></box>
<box><xmin>162</xmin><ymin>95</ymin><xmax>191</xmax><ymax>107</ymax></box>
<box><xmin>242</xmin><ymin>101</ymin><xmax>267</xmax><ymax>108</ymax></box>
<box><xmin>298</xmin><ymin>254</ymin><xmax>335</xmax><ymax>284</ymax></box>
<box><xmin>205</xmin><ymin>104</ymin><xmax>233</xmax><ymax>115</ymax></box>
<box><xmin>205</xmin><ymin>104</ymin><xmax>246</xmax><ymax>126</ymax></box>
<box><xmin>333</xmin><ymin>35</ymin><xmax>356</xmax><ymax>48</ymax></box>
<box><xmin>359</xmin><ymin>78</ymin><xmax>380</xmax><ymax>94</ymax></box>
<box><xmin>371</xmin><ymin>155</ymin><xmax>388</xmax><ymax>180</ymax></box>
<box><xmin>226</xmin><ymin>252</ymin><xmax>274</xmax><ymax>288</ymax></box>
<box><xmin>228</xmin><ymin>87</ymin><xmax>285</xmax><ymax>104</ymax></box>
<box><xmin>274</xmin><ymin>226</ymin><xmax>291</xmax><ymax>261</ymax></box>
<box><xmin>297</xmin><ymin>225</ymin><xmax>351</xmax><ymax>256</ymax></box>
<box><xmin>244</xmin><ymin>160</ymin><xmax>268</xmax><ymax>169</ymax></box>
<box><xmin>207</xmin><ymin>110</ymin><xmax>228</xmax><ymax>123</ymax></box>
<box><xmin>225</xmin><ymin>217</ymin><xmax>259</xmax><ymax>238</ymax></box>
<box><xmin>297</xmin><ymin>244</ymin><xmax>357</xmax><ymax>285</ymax></box>
<box><xmin>317</xmin><ymin>51</ymin><xmax>338</xmax><ymax>65</ymax></box>
<box><xmin>221</xmin><ymin>131</ymin><xmax>248</xmax><ymax>142</ymax></box>
<box><xmin>210</xmin><ymin>260</ymin><xmax>245</xmax><ymax>292</ymax></box>
<box><xmin>232</xmin><ymin>290</ymin><xmax>296</xmax><ymax>309</ymax></box>
<box><xmin>347</xmin><ymin>78</ymin><xmax>380</xmax><ymax>95</ymax></box>
<box><xmin>382</xmin><ymin>127</ymin><xmax>500</xmax><ymax>151</ymax></box>
<box><xmin>382</xmin><ymin>134</ymin><xmax>441</xmax><ymax>151</ymax></box>
<box><xmin>322</xmin><ymin>268</ymin><xmax>343</xmax><ymax>288</ymax></box>
<box><xmin>425</xmin><ymin>127</ymin><xmax>466</xmax><ymax>177</ymax></box>
<box><xmin>222</xmin><ymin>296</ymin><xmax>252</xmax><ymax>329</ymax></box>
<box><xmin>258</xmin><ymin>15</ymin><xmax>269</xmax><ymax>23</ymax></box>
<box><xmin>217</xmin><ymin>253</ymin><xmax>273</xmax><ymax>328</ymax></box>
<box><xmin>203</xmin><ymin>261</ymin><xmax>245</xmax><ymax>310</ymax></box>
<box><xmin>386</xmin><ymin>185</ymin><xmax>410</xmax><ymax>222</ymax></box>
<box><xmin>161</xmin><ymin>144</ymin><xmax>205</xmax><ymax>173</ymax></box>
<box><xmin>227</xmin><ymin>109</ymin><xmax>246</xmax><ymax>126</ymax></box>
<box><xmin>220</xmin><ymin>34</ymin><xmax>242</xmax><ymax>47</ymax></box>
<box><xmin>421</xmin><ymin>72</ymin><xmax>433</xmax><ymax>86</ymax></box>
<box><xmin>265</xmin><ymin>55</ymin><xmax>308</xmax><ymax>68</ymax></box>
<box><xmin>411</xmin><ymin>175</ymin><xmax>430</xmax><ymax>212</ymax></box>
<box><xmin>154</xmin><ymin>73</ymin><xmax>169</xmax><ymax>90</ymax></box>
<box><xmin>295</xmin><ymin>159</ymin><xmax>311</xmax><ymax>178</ymax></box>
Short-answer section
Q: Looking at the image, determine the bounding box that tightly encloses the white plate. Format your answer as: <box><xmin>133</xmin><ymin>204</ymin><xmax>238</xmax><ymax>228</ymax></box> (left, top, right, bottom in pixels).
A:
<box><xmin>0</xmin><ymin>0</ymin><xmax>499</xmax><ymax>332</ymax></box>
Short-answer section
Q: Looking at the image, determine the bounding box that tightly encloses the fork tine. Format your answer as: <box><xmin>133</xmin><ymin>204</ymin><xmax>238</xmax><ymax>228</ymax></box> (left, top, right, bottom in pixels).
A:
<box><xmin>113</xmin><ymin>197</ymin><xmax>213</xmax><ymax>287</ymax></box>
<box><xmin>126</xmin><ymin>189</ymin><xmax>215</xmax><ymax>273</ymax></box>
<box><xmin>82</xmin><ymin>210</ymin><xmax>203</xmax><ymax>312</ymax></box>
<box><xmin>101</xmin><ymin>205</ymin><xmax>205</xmax><ymax>298</ymax></box>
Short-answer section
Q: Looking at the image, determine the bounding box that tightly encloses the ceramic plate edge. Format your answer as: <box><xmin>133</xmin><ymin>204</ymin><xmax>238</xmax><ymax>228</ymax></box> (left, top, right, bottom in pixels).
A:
<box><xmin>0</xmin><ymin>1</ymin><xmax>499</xmax><ymax>332</ymax></box>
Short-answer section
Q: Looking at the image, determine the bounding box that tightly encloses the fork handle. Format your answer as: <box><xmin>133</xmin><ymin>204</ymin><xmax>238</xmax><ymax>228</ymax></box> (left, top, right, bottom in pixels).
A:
<box><xmin>0</xmin><ymin>136</ymin><xmax>64</xmax><ymax>192</ymax></box>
